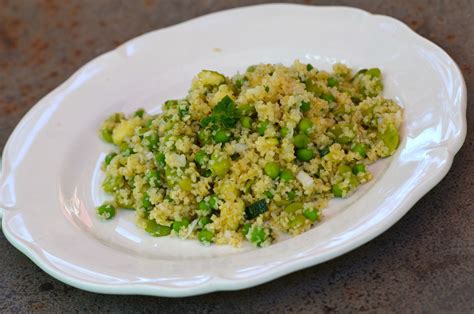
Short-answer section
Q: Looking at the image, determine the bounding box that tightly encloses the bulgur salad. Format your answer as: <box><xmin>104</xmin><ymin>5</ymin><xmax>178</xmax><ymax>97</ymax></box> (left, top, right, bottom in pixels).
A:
<box><xmin>97</xmin><ymin>61</ymin><xmax>402</xmax><ymax>247</ymax></box>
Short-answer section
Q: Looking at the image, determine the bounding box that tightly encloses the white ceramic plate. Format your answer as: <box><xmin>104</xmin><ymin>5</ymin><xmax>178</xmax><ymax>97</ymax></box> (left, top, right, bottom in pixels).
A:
<box><xmin>0</xmin><ymin>4</ymin><xmax>466</xmax><ymax>297</ymax></box>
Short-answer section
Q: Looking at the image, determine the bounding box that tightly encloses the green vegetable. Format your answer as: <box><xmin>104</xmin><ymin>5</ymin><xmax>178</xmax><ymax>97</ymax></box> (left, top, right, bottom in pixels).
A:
<box><xmin>367</xmin><ymin>68</ymin><xmax>381</xmax><ymax>78</ymax></box>
<box><xmin>352</xmin><ymin>164</ymin><xmax>366</xmax><ymax>175</ymax></box>
<box><xmin>351</xmin><ymin>143</ymin><xmax>367</xmax><ymax>157</ymax></box>
<box><xmin>194</xmin><ymin>150</ymin><xmax>208</xmax><ymax>166</ymax></box>
<box><xmin>102</xmin><ymin>175</ymin><xmax>124</xmax><ymax>193</ymax></box>
<box><xmin>208</xmin><ymin>195</ymin><xmax>219</xmax><ymax>210</ymax></box>
<box><xmin>245</xmin><ymin>199</ymin><xmax>268</xmax><ymax>219</ymax></box>
<box><xmin>296</xmin><ymin>148</ymin><xmax>315</xmax><ymax>161</ymax></box>
<box><xmin>142</xmin><ymin>194</ymin><xmax>153</xmax><ymax>211</ymax></box>
<box><xmin>257</xmin><ymin>121</ymin><xmax>269</xmax><ymax>136</ymax></box>
<box><xmin>240</xmin><ymin>116</ymin><xmax>252</xmax><ymax>128</ymax></box>
<box><xmin>289</xmin><ymin>214</ymin><xmax>306</xmax><ymax>228</ymax></box>
<box><xmin>306</xmin><ymin>63</ymin><xmax>314</xmax><ymax>71</ymax></box>
<box><xmin>172</xmin><ymin>218</ymin><xmax>190</xmax><ymax>233</ymax></box>
<box><xmin>145</xmin><ymin>220</ymin><xmax>171</xmax><ymax>237</ymax></box>
<box><xmin>154</xmin><ymin>152</ymin><xmax>166</xmax><ymax>169</ymax></box>
<box><xmin>198</xmin><ymin>229</ymin><xmax>214</xmax><ymax>244</ymax></box>
<box><xmin>280</xmin><ymin>169</ymin><xmax>294</xmax><ymax>181</ymax></box>
<box><xmin>104</xmin><ymin>152</ymin><xmax>117</xmax><ymax>165</ymax></box>
<box><xmin>327</xmin><ymin>77</ymin><xmax>338</xmax><ymax>87</ymax></box>
<box><xmin>284</xmin><ymin>202</ymin><xmax>303</xmax><ymax>213</ymax></box>
<box><xmin>134</xmin><ymin>108</ymin><xmax>145</xmax><ymax>118</ymax></box>
<box><xmin>250</xmin><ymin>226</ymin><xmax>267</xmax><ymax>246</ymax></box>
<box><xmin>319</xmin><ymin>146</ymin><xmax>330</xmax><ymax>157</ymax></box>
<box><xmin>213</xmin><ymin>129</ymin><xmax>231</xmax><ymax>143</ymax></box>
<box><xmin>264</xmin><ymin>190</ymin><xmax>274</xmax><ymax>199</ymax></box>
<box><xmin>305</xmin><ymin>78</ymin><xmax>322</xmax><ymax>95</ymax></box>
<box><xmin>378</xmin><ymin>124</ymin><xmax>400</xmax><ymax>156</ymax></box>
<box><xmin>246</xmin><ymin>65</ymin><xmax>256</xmax><ymax>72</ymax></box>
<box><xmin>241</xmin><ymin>223</ymin><xmax>251</xmax><ymax>236</ymax></box>
<box><xmin>264</xmin><ymin>162</ymin><xmax>281</xmax><ymax>179</ymax></box>
<box><xmin>293</xmin><ymin>134</ymin><xmax>309</xmax><ymax>148</ymax></box>
<box><xmin>300</xmin><ymin>101</ymin><xmax>311</xmax><ymax>112</ymax></box>
<box><xmin>97</xmin><ymin>203</ymin><xmax>116</xmax><ymax>219</ymax></box>
<box><xmin>198</xmin><ymin>129</ymin><xmax>211</xmax><ymax>144</ymax></box>
<box><xmin>250</xmin><ymin>227</ymin><xmax>267</xmax><ymax>245</ymax></box>
<box><xmin>197</xmin><ymin>70</ymin><xmax>225</xmax><ymax>87</ymax></box>
<box><xmin>198</xmin><ymin>216</ymin><xmax>211</xmax><ymax>228</ymax></box>
<box><xmin>146</xmin><ymin>169</ymin><xmax>160</xmax><ymax>187</ymax></box>
<box><xmin>332</xmin><ymin>184</ymin><xmax>343</xmax><ymax>197</ymax></box>
<box><xmin>320</xmin><ymin>93</ymin><xmax>335</xmax><ymax>103</ymax></box>
<box><xmin>303</xmin><ymin>208</ymin><xmax>319</xmax><ymax>222</ymax></box>
<box><xmin>144</xmin><ymin>133</ymin><xmax>158</xmax><ymax>150</ymax></box>
<box><xmin>101</xmin><ymin>128</ymin><xmax>113</xmax><ymax>143</ymax></box>
<box><xmin>330</xmin><ymin>123</ymin><xmax>356</xmax><ymax>144</ymax></box>
<box><xmin>210</xmin><ymin>154</ymin><xmax>231</xmax><ymax>177</ymax></box>
<box><xmin>200</xmin><ymin>96</ymin><xmax>240</xmax><ymax>129</ymax></box>
<box><xmin>298</xmin><ymin>118</ymin><xmax>313</xmax><ymax>134</ymax></box>
<box><xmin>287</xmin><ymin>191</ymin><xmax>296</xmax><ymax>200</ymax></box>
<box><xmin>280</xmin><ymin>127</ymin><xmax>289</xmax><ymax>138</ymax></box>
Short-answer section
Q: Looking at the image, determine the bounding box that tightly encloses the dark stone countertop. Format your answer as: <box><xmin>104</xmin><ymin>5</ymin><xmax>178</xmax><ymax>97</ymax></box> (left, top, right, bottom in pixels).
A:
<box><xmin>0</xmin><ymin>0</ymin><xmax>472</xmax><ymax>312</ymax></box>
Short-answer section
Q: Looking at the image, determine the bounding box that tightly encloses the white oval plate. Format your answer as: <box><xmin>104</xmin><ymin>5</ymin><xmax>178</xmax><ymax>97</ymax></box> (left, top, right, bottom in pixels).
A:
<box><xmin>0</xmin><ymin>4</ymin><xmax>467</xmax><ymax>297</ymax></box>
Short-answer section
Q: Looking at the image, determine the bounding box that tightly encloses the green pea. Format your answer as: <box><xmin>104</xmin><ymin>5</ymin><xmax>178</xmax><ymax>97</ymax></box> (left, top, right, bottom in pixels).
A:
<box><xmin>298</xmin><ymin>118</ymin><xmax>313</xmax><ymax>134</ymax></box>
<box><xmin>332</xmin><ymin>184</ymin><xmax>344</xmax><ymax>197</ymax></box>
<box><xmin>198</xmin><ymin>200</ymin><xmax>210</xmax><ymax>212</ymax></box>
<box><xmin>198</xmin><ymin>229</ymin><xmax>214</xmax><ymax>244</ymax></box>
<box><xmin>280</xmin><ymin>127</ymin><xmax>289</xmax><ymax>138</ymax></box>
<box><xmin>97</xmin><ymin>203</ymin><xmax>116</xmax><ymax>219</ymax></box>
<box><xmin>306</xmin><ymin>63</ymin><xmax>314</xmax><ymax>71</ymax></box>
<box><xmin>264</xmin><ymin>162</ymin><xmax>281</xmax><ymax>179</ymax></box>
<box><xmin>213</xmin><ymin>129</ymin><xmax>231</xmax><ymax>143</ymax></box>
<box><xmin>280</xmin><ymin>168</ymin><xmax>294</xmax><ymax>181</ymax></box>
<box><xmin>195</xmin><ymin>150</ymin><xmax>208</xmax><ymax>166</ymax></box>
<box><xmin>120</xmin><ymin>144</ymin><xmax>134</xmax><ymax>157</ymax></box>
<box><xmin>289</xmin><ymin>214</ymin><xmax>306</xmax><ymax>228</ymax></box>
<box><xmin>241</xmin><ymin>223</ymin><xmax>251</xmax><ymax>236</ymax></box>
<box><xmin>327</xmin><ymin>77</ymin><xmax>338</xmax><ymax>87</ymax></box>
<box><xmin>198</xmin><ymin>216</ymin><xmax>211</xmax><ymax>228</ymax></box>
<box><xmin>303</xmin><ymin>208</ymin><xmax>319</xmax><ymax>222</ymax></box>
<box><xmin>154</xmin><ymin>152</ymin><xmax>166</xmax><ymax>169</ymax></box>
<box><xmin>172</xmin><ymin>218</ymin><xmax>190</xmax><ymax>233</ymax></box>
<box><xmin>250</xmin><ymin>226</ymin><xmax>267</xmax><ymax>246</ymax></box>
<box><xmin>300</xmin><ymin>101</ymin><xmax>311</xmax><ymax>112</ymax></box>
<box><xmin>142</xmin><ymin>193</ymin><xmax>153</xmax><ymax>211</ymax></box>
<box><xmin>284</xmin><ymin>202</ymin><xmax>303</xmax><ymax>213</ymax></box>
<box><xmin>101</xmin><ymin>128</ymin><xmax>113</xmax><ymax>143</ymax></box>
<box><xmin>351</xmin><ymin>143</ymin><xmax>367</xmax><ymax>157</ymax></box>
<box><xmin>240</xmin><ymin>116</ymin><xmax>252</xmax><ymax>129</ymax></box>
<box><xmin>208</xmin><ymin>195</ymin><xmax>219</xmax><ymax>210</ymax></box>
<box><xmin>320</xmin><ymin>93</ymin><xmax>335</xmax><ymax>103</ymax></box>
<box><xmin>145</xmin><ymin>220</ymin><xmax>171</xmax><ymax>237</ymax></box>
<box><xmin>352</xmin><ymin>164</ymin><xmax>366</xmax><ymax>175</ymax></box>
<box><xmin>296</xmin><ymin>148</ymin><xmax>315</xmax><ymax>161</ymax></box>
<box><xmin>210</xmin><ymin>154</ymin><xmax>231</xmax><ymax>177</ymax></box>
<box><xmin>104</xmin><ymin>152</ymin><xmax>117</xmax><ymax>165</ymax></box>
<box><xmin>178</xmin><ymin>177</ymin><xmax>192</xmax><ymax>191</ymax></box>
<box><xmin>257</xmin><ymin>121</ymin><xmax>269</xmax><ymax>136</ymax></box>
<box><xmin>293</xmin><ymin>133</ymin><xmax>309</xmax><ymax>148</ymax></box>
<box><xmin>146</xmin><ymin>169</ymin><xmax>160</xmax><ymax>187</ymax></box>
<box><xmin>330</xmin><ymin>123</ymin><xmax>356</xmax><ymax>144</ymax></box>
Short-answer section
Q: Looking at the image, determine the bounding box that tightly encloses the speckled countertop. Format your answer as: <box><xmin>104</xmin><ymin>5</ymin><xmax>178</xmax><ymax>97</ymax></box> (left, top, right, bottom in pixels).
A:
<box><xmin>0</xmin><ymin>0</ymin><xmax>472</xmax><ymax>312</ymax></box>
